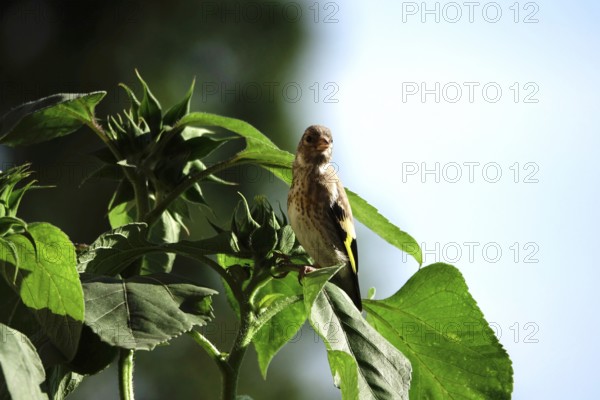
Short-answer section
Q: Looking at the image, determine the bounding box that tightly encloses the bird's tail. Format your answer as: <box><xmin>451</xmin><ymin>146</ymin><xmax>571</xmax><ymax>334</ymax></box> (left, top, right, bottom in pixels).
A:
<box><xmin>330</xmin><ymin>265</ymin><xmax>362</xmax><ymax>311</ymax></box>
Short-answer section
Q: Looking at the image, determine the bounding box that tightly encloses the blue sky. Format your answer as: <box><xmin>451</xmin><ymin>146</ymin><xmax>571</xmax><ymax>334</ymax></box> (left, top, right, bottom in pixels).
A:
<box><xmin>282</xmin><ymin>1</ymin><xmax>600</xmax><ymax>398</ymax></box>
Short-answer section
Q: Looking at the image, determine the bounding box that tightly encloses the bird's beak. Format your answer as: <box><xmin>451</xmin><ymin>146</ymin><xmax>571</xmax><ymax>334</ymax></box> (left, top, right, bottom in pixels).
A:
<box><xmin>316</xmin><ymin>137</ymin><xmax>330</xmax><ymax>151</ymax></box>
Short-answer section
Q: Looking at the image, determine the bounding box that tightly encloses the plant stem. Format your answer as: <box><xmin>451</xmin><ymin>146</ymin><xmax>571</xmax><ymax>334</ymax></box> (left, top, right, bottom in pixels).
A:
<box><xmin>118</xmin><ymin>349</ymin><xmax>135</xmax><ymax>400</ymax></box>
<box><xmin>222</xmin><ymin>304</ymin><xmax>252</xmax><ymax>400</ymax></box>
<box><xmin>188</xmin><ymin>330</ymin><xmax>223</xmax><ymax>365</ymax></box>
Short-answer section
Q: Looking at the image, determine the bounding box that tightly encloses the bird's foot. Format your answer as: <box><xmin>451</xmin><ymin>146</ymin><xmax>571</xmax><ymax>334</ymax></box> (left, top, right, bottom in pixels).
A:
<box><xmin>297</xmin><ymin>265</ymin><xmax>317</xmax><ymax>285</ymax></box>
<box><xmin>269</xmin><ymin>255</ymin><xmax>318</xmax><ymax>283</ymax></box>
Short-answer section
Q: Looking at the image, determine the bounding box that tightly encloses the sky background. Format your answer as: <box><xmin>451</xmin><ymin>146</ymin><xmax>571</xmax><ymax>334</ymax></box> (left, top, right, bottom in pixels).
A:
<box><xmin>279</xmin><ymin>1</ymin><xmax>600</xmax><ymax>398</ymax></box>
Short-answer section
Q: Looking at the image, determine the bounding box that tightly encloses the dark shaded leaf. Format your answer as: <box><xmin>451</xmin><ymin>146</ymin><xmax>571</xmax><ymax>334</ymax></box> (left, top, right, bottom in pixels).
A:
<box><xmin>67</xmin><ymin>325</ymin><xmax>118</xmax><ymax>375</ymax></box>
<box><xmin>81</xmin><ymin>273</ymin><xmax>216</xmax><ymax>350</ymax></box>
<box><xmin>0</xmin><ymin>324</ymin><xmax>48</xmax><ymax>400</ymax></box>
<box><xmin>118</xmin><ymin>83</ymin><xmax>141</xmax><ymax>121</ymax></box>
<box><xmin>0</xmin><ymin>92</ymin><xmax>106</xmax><ymax>147</ymax></box>
<box><xmin>141</xmin><ymin>209</ymin><xmax>180</xmax><ymax>275</ymax></box>
<box><xmin>163</xmin><ymin>78</ymin><xmax>195</xmax><ymax>126</ymax></box>
<box><xmin>44</xmin><ymin>364</ymin><xmax>84</xmax><ymax>400</ymax></box>
<box><xmin>135</xmin><ymin>70</ymin><xmax>162</xmax><ymax>133</ymax></box>
<box><xmin>186</xmin><ymin>136</ymin><xmax>230</xmax><ymax>160</ymax></box>
<box><xmin>77</xmin><ymin>223</ymin><xmax>150</xmax><ymax>275</ymax></box>
<box><xmin>78</xmin><ymin>223</ymin><xmax>241</xmax><ymax>276</ymax></box>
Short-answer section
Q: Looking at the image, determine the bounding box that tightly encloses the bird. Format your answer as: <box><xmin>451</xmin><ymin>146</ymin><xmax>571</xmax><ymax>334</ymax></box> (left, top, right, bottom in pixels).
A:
<box><xmin>287</xmin><ymin>125</ymin><xmax>362</xmax><ymax>311</ymax></box>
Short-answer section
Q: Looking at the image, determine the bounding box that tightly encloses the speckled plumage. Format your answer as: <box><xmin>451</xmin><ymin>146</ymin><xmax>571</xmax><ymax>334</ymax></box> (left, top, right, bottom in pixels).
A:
<box><xmin>287</xmin><ymin>125</ymin><xmax>361</xmax><ymax>310</ymax></box>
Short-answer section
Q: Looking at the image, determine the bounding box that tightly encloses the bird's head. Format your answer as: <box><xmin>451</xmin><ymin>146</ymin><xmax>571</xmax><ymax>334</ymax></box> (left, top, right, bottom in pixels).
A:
<box><xmin>295</xmin><ymin>125</ymin><xmax>333</xmax><ymax>166</ymax></box>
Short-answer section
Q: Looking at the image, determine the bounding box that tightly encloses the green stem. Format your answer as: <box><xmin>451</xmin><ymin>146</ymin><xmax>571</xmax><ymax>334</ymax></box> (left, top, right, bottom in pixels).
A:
<box><xmin>118</xmin><ymin>349</ymin><xmax>135</xmax><ymax>400</ymax></box>
<box><xmin>188</xmin><ymin>330</ymin><xmax>224</xmax><ymax>366</ymax></box>
<box><xmin>222</xmin><ymin>304</ymin><xmax>252</xmax><ymax>400</ymax></box>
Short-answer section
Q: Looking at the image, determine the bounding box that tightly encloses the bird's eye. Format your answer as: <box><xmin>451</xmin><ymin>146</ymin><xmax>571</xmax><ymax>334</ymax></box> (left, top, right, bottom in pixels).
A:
<box><xmin>305</xmin><ymin>136</ymin><xmax>313</xmax><ymax>143</ymax></box>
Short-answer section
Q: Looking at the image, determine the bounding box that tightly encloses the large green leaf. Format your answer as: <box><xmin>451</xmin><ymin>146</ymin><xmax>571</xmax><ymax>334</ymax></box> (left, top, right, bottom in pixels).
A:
<box><xmin>0</xmin><ymin>223</ymin><xmax>83</xmax><ymax>361</ymax></box>
<box><xmin>81</xmin><ymin>273</ymin><xmax>216</xmax><ymax>350</ymax></box>
<box><xmin>0</xmin><ymin>92</ymin><xmax>106</xmax><ymax>147</ymax></box>
<box><xmin>327</xmin><ymin>350</ymin><xmax>360</xmax><ymax>400</ymax></box>
<box><xmin>79</xmin><ymin>223</ymin><xmax>241</xmax><ymax>276</ymax></box>
<box><xmin>364</xmin><ymin>263</ymin><xmax>513</xmax><ymax>399</ymax></box>
<box><xmin>346</xmin><ymin>189</ymin><xmax>421</xmax><ymax>265</ymax></box>
<box><xmin>251</xmin><ymin>273</ymin><xmax>305</xmax><ymax>378</ymax></box>
<box><xmin>310</xmin><ymin>283</ymin><xmax>412</xmax><ymax>399</ymax></box>
<box><xmin>175</xmin><ymin>112</ymin><xmax>293</xmax><ymax>168</ymax></box>
<box><xmin>0</xmin><ymin>324</ymin><xmax>48</xmax><ymax>400</ymax></box>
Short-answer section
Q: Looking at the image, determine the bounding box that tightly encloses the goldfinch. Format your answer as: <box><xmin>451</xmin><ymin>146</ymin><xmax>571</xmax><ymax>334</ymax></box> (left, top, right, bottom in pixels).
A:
<box><xmin>287</xmin><ymin>125</ymin><xmax>362</xmax><ymax>311</ymax></box>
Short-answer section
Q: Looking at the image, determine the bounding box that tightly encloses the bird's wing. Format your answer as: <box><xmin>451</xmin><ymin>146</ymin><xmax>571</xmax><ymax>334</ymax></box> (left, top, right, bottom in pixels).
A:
<box><xmin>329</xmin><ymin>181</ymin><xmax>358</xmax><ymax>275</ymax></box>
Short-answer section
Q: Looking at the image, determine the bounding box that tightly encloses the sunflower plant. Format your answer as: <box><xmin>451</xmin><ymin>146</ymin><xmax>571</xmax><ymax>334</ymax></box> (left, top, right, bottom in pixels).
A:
<box><xmin>0</xmin><ymin>72</ymin><xmax>513</xmax><ymax>400</ymax></box>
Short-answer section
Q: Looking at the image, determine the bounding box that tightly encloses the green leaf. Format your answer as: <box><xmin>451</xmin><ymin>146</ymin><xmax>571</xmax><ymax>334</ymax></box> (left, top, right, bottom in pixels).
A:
<box><xmin>186</xmin><ymin>136</ymin><xmax>230</xmax><ymax>161</ymax></box>
<box><xmin>108</xmin><ymin>180</ymin><xmax>134</xmax><ymax>212</ymax></box>
<box><xmin>135</xmin><ymin>70</ymin><xmax>162</xmax><ymax>133</ymax></box>
<box><xmin>302</xmin><ymin>265</ymin><xmax>342</xmax><ymax>312</ymax></box>
<box><xmin>249</xmin><ymin>220</ymin><xmax>278</xmax><ymax>260</ymax></box>
<box><xmin>118</xmin><ymin>83</ymin><xmax>141</xmax><ymax>121</ymax></box>
<box><xmin>0</xmin><ymin>92</ymin><xmax>106</xmax><ymax>147</ymax></box>
<box><xmin>276</xmin><ymin>225</ymin><xmax>295</xmax><ymax>254</ymax></box>
<box><xmin>177</xmin><ymin>112</ymin><xmax>276</xmax><ymax>148</ymax></box>
<box><xmin>45</xmin><ymin>364</ymin><xmax>84</xmax><ymax>400</ymax></box>
<box><xmin>81</xmin><ymin>273</ymin><xmax>216</xmax><ymax>350</ymax></box>
<box><xmin>77</xmin><ymin>223</ymin><xmax>150</xmax><ymax>275</ymax></box>
<box><xmin>346</xmin><ymin>189</ymin><xmax>422</xmax><ymax>265</ymax></box>
<box><xmin>0</xmin><ymin>164</ymin><xmax>35</xmax><ymax>217</ymax></box>
<box><xmin>67</xmin><ymin>325</ymin><xmax>118</xmax><ymax>375</ymax></box>
<box><xmin>80</xmin><ymin>164</ymin><xmax>123</xmax><ymax>186</ymax></box>
<box><xmin>107</xmin><ymin>203</ymin><xmax>135</xmax><ymax>232</ymax></box>
<box><xmin>0</xmin><ymin>223</ymin><xmax>84</xmax><ymax>361</ymax></box>
<box><xmin>141</xmin><ymin>209</ymin><xmax>180</xmax><ymax>275</ymax></box>
<box><xmin>216</xmin><ymin>253</ymin><xmax>248</xmax><ymax>318</ymax></box>
<box><xmin>175</xmin><ymin>112</ymin><xmax>294</xmax><ymax>168</ymax></box>
<box><xmin>327</xmin><ymin>350</ymin><xmax>360</xmax><ymax>400</ymax></box>
<box><xmin>168</xmin><ymin>232</ymin><xmax>242</xmax><ymax>260</ymax></box>
<box><xmin>0</xmin><ymin>324</ymin><xmax>49</xmax><ymax>400</ymax></box>
<box><xmin>182</xmin><ymin>183</ymin><xmax>207</xmax><ymax>205</ymax></box>
<box><xmin>163</xmin><ymin>78</ymin><xmax>195</xmax><ymax>126</ymax></box>
<box><xmin>310</xmin><ymin>283</ymin><xmax>412</xmax><ymax>399</ymax></box>
<box><xmin>0</xmin><ymin>216</ymin><xmax>28</xmax><ymax>236</ymax></box>
<box><xmin>79</xmin><ymin>223</ymin><xmax>241</xmax><ymax>276</ymax></box>
<box><xmin>364</xmin><ymin>263</ymin><xmax>513</xmax><ymax>399</ymax></box>
<box><xmin>252</xmin><ymin>273</ymin><xmax>305</xmax><ymax>378</ymax></box>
